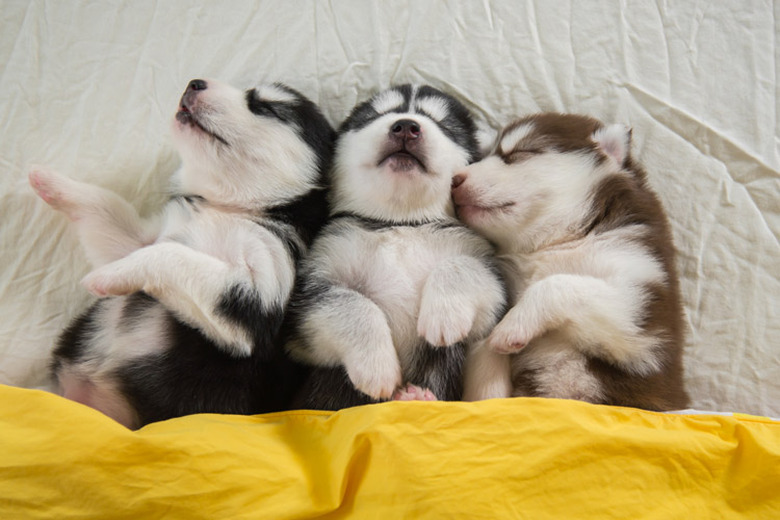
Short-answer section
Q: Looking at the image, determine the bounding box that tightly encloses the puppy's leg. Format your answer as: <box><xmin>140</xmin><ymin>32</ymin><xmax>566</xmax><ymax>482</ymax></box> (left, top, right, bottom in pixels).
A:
<box><xmin>487</xmin><ymin>274</ymin><xmax>658</xmax><ymax>374</ymax></box>
<box><xmin>418</xmin><ymin>256</ymin><xmax>505</xmax><ymax>347</ymax></box>
<box><xmin>290</xmin><ymin>286</ymin><xmax>402</xmax><ymax>400</ymax></box>
<box><xmin>57</xmin><ymin>370</ymin><xmax>140</xmax><ymax>429</ymax></box>
<box><xmin>81</xmin><ymin>241</ymin><xmax>280</xmax><ymax>357</ymax></box>
<box><xmin>402</xmin><ymin>341</ymin><xmax>467</xmax><ymax>401</ymax></box>
<box><xmin>29</xmin><ymin>167</ymin><xmax>157</xmax><ymax>267</ymax></box>
<box><xmin>462</xmin><ymin>339</ymin><xmax>512</xmax><ymax>401</ymax></box>
<box><xmin>295</xmin><ymin>366</ymin><xmax>379</xmax><ymax>411</ymax></box>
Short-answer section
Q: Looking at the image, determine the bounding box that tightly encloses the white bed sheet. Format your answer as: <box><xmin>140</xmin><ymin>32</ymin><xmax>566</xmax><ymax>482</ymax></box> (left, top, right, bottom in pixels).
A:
<box><xmin>1</xmin><ymin>0</ymin><xmax>777</xmax><ymax>416</ymax></box>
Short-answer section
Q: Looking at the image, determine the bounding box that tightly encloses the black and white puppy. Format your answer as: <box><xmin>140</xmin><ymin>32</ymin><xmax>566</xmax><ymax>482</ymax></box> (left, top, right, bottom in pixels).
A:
<box><xmin>453</xmin><ymin>113</ymin><xmax>688</xmax><ymax>411</ymax></box>
<box><xmin>29</xmin><ymin>79</ymin><xmax>335</xmax><ymax>428</ymax></box>
<box><xmin>285</xmin><ymin>85</ymin><xmax>506</xmax><ymax>410</ymax></box>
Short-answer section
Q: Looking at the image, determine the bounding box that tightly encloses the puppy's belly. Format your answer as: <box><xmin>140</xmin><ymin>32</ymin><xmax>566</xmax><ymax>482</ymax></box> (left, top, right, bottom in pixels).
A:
<box><xmin>361</xmin><ymin>272</ymin><xmax>425</xmax><ymax>362</ymax></box>
<box><xmin>510</xmin><ymin>335</ymin><xmax>605</xmax><ymax>403</ymax></box>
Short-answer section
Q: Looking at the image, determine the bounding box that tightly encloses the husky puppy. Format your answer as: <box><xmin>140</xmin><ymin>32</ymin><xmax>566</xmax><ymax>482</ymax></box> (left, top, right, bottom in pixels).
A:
<box><xmin>284</xmin><ymin>85</ymin><xmax>506</xmax><ymax>410</ymax></box>
<box><xmin>29</xmin><ymin>79</ymin><xmax>335</xmax><ymax>428</ymax></box>
<box><xmin>454</xmin><ymin>113</ymin><xmax>688</xmax><ymax>411</ymax></box>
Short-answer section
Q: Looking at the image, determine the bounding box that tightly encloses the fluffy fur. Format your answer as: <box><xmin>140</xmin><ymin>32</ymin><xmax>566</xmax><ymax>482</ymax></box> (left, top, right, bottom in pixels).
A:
<box><xmin>285</xmin><ymin>85</ymin><xmax>506</xmax><ymax>410</ymax></box>
<box><xmin>29</xmin><ymin>79</ymin><xmax>335</xmax><ymax>428</ymax></box>
<box><xmin>454</xmin><ymin>113</ymin><xmax>688</xmax><ymax>411</ymax></box>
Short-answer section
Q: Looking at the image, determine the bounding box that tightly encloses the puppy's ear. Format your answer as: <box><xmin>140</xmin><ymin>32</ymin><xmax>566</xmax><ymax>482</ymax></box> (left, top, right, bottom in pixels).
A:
<box><xmin>474</xmin><ymin>120</ymin><xmax>499</xmax><ymax>159</ymax></box>
<box><xmin>592</xmin><ymin>124</ymin><xmax>632</xmax><ymax>166</ymax></box>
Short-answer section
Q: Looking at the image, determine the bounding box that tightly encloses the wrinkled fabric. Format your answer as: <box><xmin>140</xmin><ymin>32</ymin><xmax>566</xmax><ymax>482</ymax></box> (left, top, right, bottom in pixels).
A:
<box><xmin>0</xmin><ymin>2</ymin><xmax>777</xmax><ymax>413</ymax></box>
<box><xmin>0</xmin><ymin>385</ymin><xmax>778</xmax><ymax>519</ymax></box>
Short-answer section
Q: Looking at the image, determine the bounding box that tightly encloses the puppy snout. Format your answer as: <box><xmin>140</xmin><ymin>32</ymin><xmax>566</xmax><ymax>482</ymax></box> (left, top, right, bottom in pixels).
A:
<box><xmin>181</xmin><ymin>79</ymin><xmax>208</xmax><ymax>111</ymax></box>
<box><xmin>187</xmin><ymin>79</ymin><xmax>208</xmax><ymax>92</ymax></box>
<box><xmin>390</xmin><ymin>119</ymin><xmax>422</xmax><ymax>140</ymax></box>
<box><xmin>451</xmin><ymin>173</ymin><xmax>467</xmax><ymax>189</ymax></box>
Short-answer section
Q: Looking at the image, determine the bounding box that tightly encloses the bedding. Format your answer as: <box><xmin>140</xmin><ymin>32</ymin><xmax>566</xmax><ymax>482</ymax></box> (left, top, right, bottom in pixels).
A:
<box><xmin>1</xmin><ymin>385</ymin><xmax>779</xmax><ymax>519</ymax></box>
<box><xmin>0</xmin><ymin>0</ymin><xmax>778</xmax><ymax>517</ymax></box>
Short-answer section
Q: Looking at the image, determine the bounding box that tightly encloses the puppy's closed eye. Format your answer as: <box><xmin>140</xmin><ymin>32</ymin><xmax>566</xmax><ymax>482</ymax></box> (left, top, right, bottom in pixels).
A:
<box><xmin>503</xmin><ymin>149</ymin><xmax>543</xmax><ymax>164</ymax></box>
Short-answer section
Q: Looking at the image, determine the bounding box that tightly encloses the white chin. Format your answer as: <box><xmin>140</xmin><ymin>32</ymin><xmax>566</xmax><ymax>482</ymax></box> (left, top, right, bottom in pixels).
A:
<box><xmin>381</xmin><ymin>155</ymin><xmax>424</xmax><ymax>174</ymax></box>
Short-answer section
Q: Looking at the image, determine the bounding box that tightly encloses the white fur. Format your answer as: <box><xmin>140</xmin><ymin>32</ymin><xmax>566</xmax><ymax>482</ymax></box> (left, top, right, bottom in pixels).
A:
<box><xmin>371</xmin><ymin>89</ymin><xmax>405</xmax><ymax>114</ymax></box>
<box><xmin>592</xmin><ymin>123</ymin><xmax>631</xmax><ymax>166</ymax></box>
<box><xmin>170</xmin><ymin>79</ymin><xmax>320</xmax><ymax>210</ymax></box>
<box><xmin>457</xmin><ymin>121</ymin><xmax>668</xmax><ymax>400</ymax></box>
<box><xmin>293</xmin><ymin>223</ymin><xmax>504</xmax><ymax>399</ymax></box>
<box><xmin>54</xmin><ymin>296</ymin><xmax>172</xmax><ymax>378</ymax></box>
<box><xmin>511</xmin><ymin>337</ymin><xmax>605</xmax><ymax>402</ymax></box>
<box><xmin>474</xmin><ymin>119</ymin><xmax>499</xmax><ymax>157</ymax></box>
<box><xmin>498</xmin><ymin>123</ymin><xmax>534</xmax><ymax>155</ymax></box>
<box><xmin>30</xmin><ymin>79</ymin><xmax>310</xmax><ymax>357</ymax></box>
<box><xmin>296</xmin><ymin>287</ymin><xmax>402</xmax><ymax>399</ymax></box>
<box><xmin>289</xmin><ymin>87</ymin><xmax>505</xmax><ymax>401</ymax></box>
<box><xmin>28</xmin><ymin>167</ymin><xmax>160</xmax><ymax>266</ymax></box>
<box><xmin>331</xmin><ymin>108</ymin><xmax>470</xmax><ymax>223</ymax></box>
<box><xmin>414</xmin><ymin>96</ymin><xmax>449</xmax><ymax>123</ymax></box>
<box><xmin>253</xmin><ymin>83</ymin><xmax>299</xmax><ymax>104</ymax></box>
<box><xmin>462</xmin><ymin>339</ymin><xmax>512</xmax><ymax>401</ymax></box>
<box><xmin>453</xmin><ymin>152</ymin><xmax>606</xmax><ymax>254</ymax></box>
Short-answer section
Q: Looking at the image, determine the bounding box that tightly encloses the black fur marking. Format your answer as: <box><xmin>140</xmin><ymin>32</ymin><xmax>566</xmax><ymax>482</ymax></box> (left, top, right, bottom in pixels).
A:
<box><xmin>51</xmin><ymin>301</ymin><xmax>102</xmax><ymax>371</ymax></box>
<box><xmin>50</xmin><ymin>82</ymin><xmax>337</xmax><ymax>428</ymax></box>
<box><xmin>329</xmin><ymin>211</ymin><xmax>461</xmax><ymax>231</ymax></box>
<box><xmin>280</xmin><ymin>274</ymin><xmax>334</xmax><ymax>354</ymax></box>
<box><xmin>118</xmin><ymin>292</ymin><xmax>157</xmax><ymax>333</ymax></box>
<box><xmin>167</xmin><ymin>194</ymin><xmax>205</xmax><ymax>214</ymax></box>
<box><xmin>115</xmin><ymin>309</ymin><xmax>309</xmax><ymax>426</ymax></box>
<box><xmin>416</xmin><ymin>86</ymin><xmax>480</xmax><ymax>163</ymax></box>
<box><xmin>52</xmin><ymin>297</ymin><xmax>309</xmax><ymax>427</ymax></box>
<box><xmin>183</xmin><ymin>195</ymin><xmax>205</xmax><ymax>209</ymax></box>
<box><xmin>338</xmin><ymin>84</ymin><xmax>480</xmax><ymax>163</ymax></box>
<box><xmin>293</xmin><ymin>366</ymin><xmax>378</xmax><ymax>411</ymax></box>
<box><xmin>405</xmin><ymin>342</ymin><xmax>466</xmax><ymax>401</ymax></box>
<box><xmin>266</xmin><ymin>186</ymin><xmax>330</xmax><ymax>250</ymax></box>
<box><xmin>252</xmin><ymin>218</ymin><xmax>307</xmax><ymax>264</ymax></box>
<box><xmin>246</xmin><ymin>84</ymin><xmax>335</xmax><ymax>246</ymax></box>
<box><xmin>245</xmin><ymin>84</ymin><xmax>336</xmax><ymax>180</ymax></box>
<box><xmin>291</xmin><ymin>343</ymin><xmax>466</xmax><ymax>411</ymax></box>
<box><xmin>285</xmin><ymin>277</ymin><xmax>469</xmax><ymax>410</ymax></box>
<box><xmin>215</xmin><ymin>284</ymin><xmax>285</xmax><ymax>360</ymax></box>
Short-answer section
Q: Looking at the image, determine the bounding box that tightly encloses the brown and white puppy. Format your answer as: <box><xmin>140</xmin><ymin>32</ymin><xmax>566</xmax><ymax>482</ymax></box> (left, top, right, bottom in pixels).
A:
<box><xmin>453</xmin><ymin>113</ymin><xmax>688</xmax><ymax>411</ymax></box>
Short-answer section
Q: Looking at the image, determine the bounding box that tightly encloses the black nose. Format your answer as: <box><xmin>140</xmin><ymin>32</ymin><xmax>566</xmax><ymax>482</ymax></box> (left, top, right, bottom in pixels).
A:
<box><xmin>391</xmin><ymin>119</ymin><xmax>422</xmax><ymax>140</ymax></box>
<box><xmin>187</xmin><ymin>79</ymin><xmax>208</xmax><ymax>92</ymax></box>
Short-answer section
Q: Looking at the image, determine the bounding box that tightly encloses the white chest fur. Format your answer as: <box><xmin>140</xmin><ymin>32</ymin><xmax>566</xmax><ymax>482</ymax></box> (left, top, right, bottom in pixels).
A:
<box><xmin>294</xmin><ymin>219</ymin><xmax>505</xmax><ymax>400</ymax></box>
<box><xmin>314</xmin><ymin>222</ymin><xmax>492</xmax><ymax>347</ymax></box>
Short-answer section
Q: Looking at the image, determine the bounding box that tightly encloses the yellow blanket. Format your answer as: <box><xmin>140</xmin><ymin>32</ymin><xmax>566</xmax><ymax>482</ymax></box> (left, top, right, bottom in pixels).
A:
<box><xmin>1</xmin><ymin>384</ymin><xmax>778</xmax><ymax>519</ymax></box>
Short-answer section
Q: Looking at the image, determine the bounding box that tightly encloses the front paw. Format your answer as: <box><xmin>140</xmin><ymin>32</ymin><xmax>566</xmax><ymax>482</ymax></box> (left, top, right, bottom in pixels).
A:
<box><xmin>486</xmin><ymin>320</ymin><xmax>532</xmax><ymax>354</ymax></box>
<box><xmin>417</xmin><ymin>297</ymin><xmax>477</xmax><ymax>347</ymax></box>
<box><xmin>81</xmin><ymin>262</ymin><xmax>143</xmax><ymax>297</ymax></box>
<box><xmin>344</xmin><ymin>350</ymin><xmax>403</xmax><ymax>401</ymax></box>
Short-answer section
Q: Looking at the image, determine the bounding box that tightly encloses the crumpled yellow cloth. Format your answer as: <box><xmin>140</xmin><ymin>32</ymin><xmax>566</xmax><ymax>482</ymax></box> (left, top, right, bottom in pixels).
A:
<box><xmin>0</xmin><ymin>384</ymin><xmax>778</xmax><ymax>519</ymax></box>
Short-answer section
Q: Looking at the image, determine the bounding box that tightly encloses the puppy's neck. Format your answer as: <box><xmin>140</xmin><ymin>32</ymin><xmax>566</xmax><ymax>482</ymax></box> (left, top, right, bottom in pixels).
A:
<box><xmin>331</xmin><ymin>196</ymin><xmax>457</xmax><ymax>225</ymax></box>
<box><xmin>173</xmin><ymin>161</ymin><xmax>311</xmax><ymax>214</ymax></box>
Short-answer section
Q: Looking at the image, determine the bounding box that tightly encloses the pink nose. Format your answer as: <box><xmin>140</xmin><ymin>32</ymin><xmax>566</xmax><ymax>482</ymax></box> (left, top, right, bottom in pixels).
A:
<box><xmin>451</xmin><ymin>174</ymin><xmax>466</xmax><ymax>188</ymax></box>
